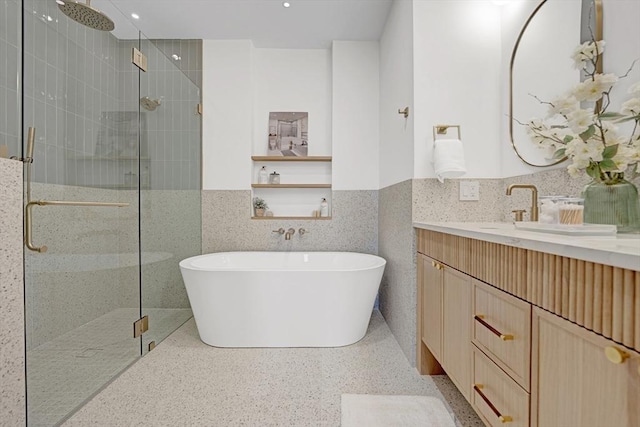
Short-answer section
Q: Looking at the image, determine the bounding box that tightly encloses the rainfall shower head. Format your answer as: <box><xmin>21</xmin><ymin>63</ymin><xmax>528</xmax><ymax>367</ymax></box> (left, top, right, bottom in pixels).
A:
<box><xmin>140</xmin><ymin>97</ymin><xmax>161</xmax><ymax>111</ymax></box>
<box><xmin>57</xmin><ymin>0</ymin><xmax>115</xmax><ymax>32</ymax></box>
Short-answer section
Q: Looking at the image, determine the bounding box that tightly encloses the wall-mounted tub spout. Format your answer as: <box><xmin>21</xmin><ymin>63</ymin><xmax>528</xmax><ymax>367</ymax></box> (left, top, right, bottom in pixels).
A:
<box><xmin>285</xmin><ymin>228</ymin><xmax>296</xmax><ymax>240</ymax></box>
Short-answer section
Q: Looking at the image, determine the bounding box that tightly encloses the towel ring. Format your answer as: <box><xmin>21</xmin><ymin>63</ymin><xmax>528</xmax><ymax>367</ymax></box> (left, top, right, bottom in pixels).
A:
<box><xmin>433</xmin><ymin>125</ymin><xmax>461</xmax><ymax>141</ymax></box>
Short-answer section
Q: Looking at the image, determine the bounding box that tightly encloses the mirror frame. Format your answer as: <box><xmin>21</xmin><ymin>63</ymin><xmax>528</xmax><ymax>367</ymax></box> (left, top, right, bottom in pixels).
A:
<box><xmin>509</xmin><ymin>0</ymin><xmax>603</xmax><ymax>167</ymax></box>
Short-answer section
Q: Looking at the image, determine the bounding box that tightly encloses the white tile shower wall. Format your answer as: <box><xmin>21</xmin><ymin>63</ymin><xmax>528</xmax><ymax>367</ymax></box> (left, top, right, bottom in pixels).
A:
<box><xmin>21</xmin><ymin>4</ymin><xmax>201</xmax><ymax>191</ymax></box>
<box><xmin>148</xmin><ymin>39</ymin><xmax>203</xmax><ymax>91</ymax></box>
<box><xmin>23</xmin><ymin>0</ymin><xmax>121</xmax><ymax>186</ymax></box>
<box><xmin>0</xmin><ymin>0</ymin><xmax>21</xmax><ymax>158</ymax></box>
<box><xmin>138</xmin><ymin>38</ymin><xmax>202</xmax><ymax>191</ymax></box>
<box><xmin>0</xmin><ymin>158</ymin><xmax>25</xmax><ymax>424</ymax></box>
<box><xmin>202</xmin><ymin>191</ymin><xmax>378</xmax><ymax>254</ymax></box>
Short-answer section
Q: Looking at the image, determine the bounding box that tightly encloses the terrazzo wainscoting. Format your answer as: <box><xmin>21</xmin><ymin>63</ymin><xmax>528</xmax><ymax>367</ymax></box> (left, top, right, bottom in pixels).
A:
<box><xmin>202</xmin><ymin>191</ymin><xmax>378</xmax><ymax>254</ymax></box>
<box><xmin>378</xmin><ymin>179</ymin><xmax>416</xmax><ymax>366</ymax></box>
<box><xmin>0</xmin><ymin>158</ymin><xmax>25</xmax><ymax>424</ymax></box>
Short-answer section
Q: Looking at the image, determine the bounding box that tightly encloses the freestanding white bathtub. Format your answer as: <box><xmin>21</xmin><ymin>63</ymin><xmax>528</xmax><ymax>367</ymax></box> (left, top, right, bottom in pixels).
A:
<box><xmin>179</xmin><ymin>251</ymin><xmax>386</xmax><ymax>348</ymax></box>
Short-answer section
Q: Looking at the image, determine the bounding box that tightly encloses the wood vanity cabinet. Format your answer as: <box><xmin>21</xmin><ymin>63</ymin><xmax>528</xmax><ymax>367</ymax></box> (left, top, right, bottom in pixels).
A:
<box><xmin>416</xmin><ymin>228</ymin><xmax>640</xmax><ymax>427</ymax></box>
<box><xmin>442</xmin><ymin>266</ymin><xmax>472</xmax><ymax>401</ymax></box>
<box><xmin>532</xmin><ymin>307</ymin><xmax>640</xmax><ymax>427</ymax></box>
<box><xmin>417</xmin><ymin>253</ymin><xmax>472</xmax><ymax>401</ymax></box>
<box><xmin>418</xmin><ymin>254</ymin><xmax>443</xmax><ymax>361</ymax></box>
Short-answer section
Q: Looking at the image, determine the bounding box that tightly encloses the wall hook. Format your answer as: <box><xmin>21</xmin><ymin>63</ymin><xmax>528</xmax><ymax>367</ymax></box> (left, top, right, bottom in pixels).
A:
<box><xmin>398</xmin><ymin>107</ymin><xmax>409</xmax><ymax>118</ymax></box>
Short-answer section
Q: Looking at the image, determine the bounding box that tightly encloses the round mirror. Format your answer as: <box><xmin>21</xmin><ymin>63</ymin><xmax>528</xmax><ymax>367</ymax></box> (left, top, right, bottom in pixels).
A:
<box><xmin>509</xmin><ymin>0</ymin><xmax>602</xmax><ymax>167</ymax></box>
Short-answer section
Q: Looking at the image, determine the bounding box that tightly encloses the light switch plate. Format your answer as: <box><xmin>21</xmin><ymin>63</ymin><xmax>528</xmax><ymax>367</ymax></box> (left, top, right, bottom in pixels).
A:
<box><xmin>459</xmin><ymin>181</ymin><xmax>480</xmax><ymax>201</ymax></box>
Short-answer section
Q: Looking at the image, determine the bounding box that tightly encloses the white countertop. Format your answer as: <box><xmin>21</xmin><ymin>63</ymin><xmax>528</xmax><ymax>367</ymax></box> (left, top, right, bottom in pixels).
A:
<box><xmin>413</xmin><ymin>222</ymin><xmax>640</xmax><ymax>271</ymax></box>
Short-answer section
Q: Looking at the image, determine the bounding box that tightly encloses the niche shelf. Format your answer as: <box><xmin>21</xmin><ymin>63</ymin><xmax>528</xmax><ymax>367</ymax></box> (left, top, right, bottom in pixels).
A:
<box><xmin>251</xmin><ymin>156</ymin><xmax>332</xmax><ymax>162</ymax></box>
<box><xmin>251</xmin><ymin>184</ymin><xmax>331</xmax><ymax>189</ymax></box>
<box><xmin>251</xmin><ymin>156</ymin><xmax>332</xmax><ymax>219</ymax></box>
<box><xmin>251</xmin><ymin>216</ymin><xmax>332</xmax><ymax>220</ymax></box>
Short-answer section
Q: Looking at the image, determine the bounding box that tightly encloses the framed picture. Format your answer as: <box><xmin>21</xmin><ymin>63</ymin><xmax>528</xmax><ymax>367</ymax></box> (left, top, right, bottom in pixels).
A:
<box><xmin>267</xmin><ymin>112</ymin><xmax>308</xmax><ymax>157</ymax></box>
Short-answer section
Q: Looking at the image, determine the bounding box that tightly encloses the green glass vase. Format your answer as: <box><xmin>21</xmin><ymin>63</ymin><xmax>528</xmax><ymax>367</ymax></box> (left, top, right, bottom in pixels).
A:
<box><xmin>582</xmin><ymin>177</ymin><xmax>640</xmax><ymax>233</ymax></box>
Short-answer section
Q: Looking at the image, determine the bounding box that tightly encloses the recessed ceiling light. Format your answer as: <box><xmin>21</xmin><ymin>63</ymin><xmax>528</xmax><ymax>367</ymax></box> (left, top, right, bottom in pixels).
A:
<box><xmin>283</xmin><ymin>2</ymin><xmax>291</xmax><ymax>8</ymax></box>
<box><xmin>131</xmin><ymin>13</ymin><xmax>140</xmax><ymax>20</ymax></box>
<box><xmin>171</xmin><ymin>54</ymin><xmax>181</xmax><ymax>61</ymax></box>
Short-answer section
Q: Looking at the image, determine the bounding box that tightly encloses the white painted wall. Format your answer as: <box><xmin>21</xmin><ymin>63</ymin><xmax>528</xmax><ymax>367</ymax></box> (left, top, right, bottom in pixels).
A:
<box><xmin>332</xmin><ymin>41</ymin><xmax>380</xmax><ymax>190</ymax></box>
<box><xmin>203</xmin><ymin>41</ymin><xmax>382</xmax><ymax>191</ymax></box>
<box><xmin>379</xmin><ymin>0</ymin><xmax>414</xmax><ymax>189</ymax></box>
<box><xmin>252</xmin><ymin>49</ymin><xmax>332</xmax><ymax>156</ymax></box>
<box><xmin>202</xmin><ymin>40</ymin><xmax>253</xmax><ymax>190</ymax></box>
<box><xmin>413</xmin><ymin>0</ymin><xmax>502</xmax><ymax>180</ymax></box>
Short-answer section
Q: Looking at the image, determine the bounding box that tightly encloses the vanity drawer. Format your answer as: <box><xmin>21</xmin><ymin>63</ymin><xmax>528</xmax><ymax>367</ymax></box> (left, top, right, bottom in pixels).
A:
<box><xmin>472</xmin><ymin>279</ymin><xmax>531</xmax><ymax>390</ymax></box>
<box><xmin>472</xmin><ymin>347</ymin><xmax>530</xmax><ymax>427</ymax></box>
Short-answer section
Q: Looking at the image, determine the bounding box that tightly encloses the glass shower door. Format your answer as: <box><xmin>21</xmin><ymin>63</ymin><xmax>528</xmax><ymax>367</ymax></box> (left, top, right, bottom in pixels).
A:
<box><xmin>22</xmin><ymin>1</ymin><xmax>143</xmax><ymax>425</ymax></box>
<box><xmin>138</xmin><ymin>35</ymin><xmax>201</xmax><ymax>354</ymax></box>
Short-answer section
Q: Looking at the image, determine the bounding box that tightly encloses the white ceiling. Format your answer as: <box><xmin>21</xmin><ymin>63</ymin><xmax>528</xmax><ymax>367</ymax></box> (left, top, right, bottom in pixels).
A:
<box><xmin>91</xmin><ymin>0</ymin><xmax>394</xmax><ymax>49</ymax></box>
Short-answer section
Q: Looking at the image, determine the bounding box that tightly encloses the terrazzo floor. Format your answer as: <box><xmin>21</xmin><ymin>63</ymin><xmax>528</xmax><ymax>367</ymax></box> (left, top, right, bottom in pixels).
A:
<box><xmin>62</xmin><ymin>311</ymin><xmax>484</xmax><ymax>427</ymax></box>
<box><xmin>27</xmin><ymin>308</ymin><xmax>192</xmax><ymax>427</ymax></box>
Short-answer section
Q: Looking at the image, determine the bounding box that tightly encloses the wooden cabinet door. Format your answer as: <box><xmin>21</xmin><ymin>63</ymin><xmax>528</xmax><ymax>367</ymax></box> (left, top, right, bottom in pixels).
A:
<box><xmin>442</xmin><ymin>266</ymin><xmax>472</xmax><ymax>401</ymax></box>
<box><xmin>533</xmin><ymin>307</ymin><xmax>640</xmax><ymax>427</ymax></box>
<box><xmin>419</xmin><ymin>254</ymin><xmax>443</xmax><ymax>361</ymax></box>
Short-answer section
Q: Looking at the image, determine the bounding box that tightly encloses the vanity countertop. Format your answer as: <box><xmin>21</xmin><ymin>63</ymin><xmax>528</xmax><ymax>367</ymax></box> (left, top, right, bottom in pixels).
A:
<box><xmin>413</xmin><ymin>221</ymin><xmax>640</xmax><ymax>271</ymax></box>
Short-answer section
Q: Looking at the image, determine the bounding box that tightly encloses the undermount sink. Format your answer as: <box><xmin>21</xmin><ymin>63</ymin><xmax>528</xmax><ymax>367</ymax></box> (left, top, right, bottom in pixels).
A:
<box><xmin>513</xmin><ymin>222</ymin><xmax>617</xmax><ymax>236</ymax></box>
<box><xmin>477</xmin><ymin>223</ymin><xmax>515</xmax><ymax>230</ymax></box>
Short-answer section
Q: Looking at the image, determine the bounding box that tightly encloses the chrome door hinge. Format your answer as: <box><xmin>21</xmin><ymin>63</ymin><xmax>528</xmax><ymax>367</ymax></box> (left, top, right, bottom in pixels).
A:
<box><xmin>132</xmin><ymin>47</ymin><xmax>148</xmax><ymax>72</ymax></box>
<box><xmin>133</xmin><ymin>315</ymin><xmax>149</xmax><ymax>338</ymax></box>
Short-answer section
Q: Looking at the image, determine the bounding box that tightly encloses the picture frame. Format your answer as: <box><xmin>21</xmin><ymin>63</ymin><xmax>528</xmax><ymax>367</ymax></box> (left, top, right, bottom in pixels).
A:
<box><xmin>267</xmin><ymin>112</ymin><xmax>308</xmax><ymax>157</ymax></box>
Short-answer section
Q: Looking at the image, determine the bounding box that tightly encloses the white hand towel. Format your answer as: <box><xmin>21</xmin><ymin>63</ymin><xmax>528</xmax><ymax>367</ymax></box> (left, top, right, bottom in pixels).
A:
<box><xmin>433</xmin><ymin>139</ymin><xmax>467</xmax><ymax>183</ymax></box>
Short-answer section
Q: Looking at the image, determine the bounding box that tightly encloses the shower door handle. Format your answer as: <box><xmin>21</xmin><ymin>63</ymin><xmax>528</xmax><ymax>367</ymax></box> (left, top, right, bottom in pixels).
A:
<box><xmin>25</xmin><ymin>200</ymin><xmax>129</xmax><ymax>253</ymax></box>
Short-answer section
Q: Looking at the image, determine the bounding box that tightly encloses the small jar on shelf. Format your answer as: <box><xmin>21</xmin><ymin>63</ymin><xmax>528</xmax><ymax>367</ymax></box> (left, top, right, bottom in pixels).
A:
<box><xmin>269</xmin><ymin>172</ymin><xmax>280</xmax><ymax>184</ymax></box>
<box><xmin>258</xmin><ymin>166</ymin><xmax>269</xmax><ymax>184</ymax></box>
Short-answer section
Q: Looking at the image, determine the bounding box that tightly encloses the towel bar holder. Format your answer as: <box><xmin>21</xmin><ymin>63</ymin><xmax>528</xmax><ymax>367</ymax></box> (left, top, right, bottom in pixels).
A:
<box><xmin>433</xmin><ymin>125</ymin><xmax>461</xmax><ymax>141</ymax></box>
<box><xmin>25</xmin><ymin>200</ymin><xmax>129</xmax><ymax>253</ymax></box>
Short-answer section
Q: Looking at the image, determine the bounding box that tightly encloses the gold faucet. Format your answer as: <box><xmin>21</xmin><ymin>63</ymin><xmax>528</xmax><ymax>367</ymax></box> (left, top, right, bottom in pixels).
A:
<box><xmin>506</xmin><ymin>184</ymin><xmax>538</xmax><ymax>222</ymax></box>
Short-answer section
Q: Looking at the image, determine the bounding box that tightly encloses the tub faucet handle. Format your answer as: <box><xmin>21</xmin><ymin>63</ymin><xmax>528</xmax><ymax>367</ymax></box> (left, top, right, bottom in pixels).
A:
<box><xmin>298</xmin><ymin>228</ymin><xmax>308</xmax><ymax>236</ymax></box>
<box><xmin>272</xmin><ymin>228</ymin><xmax>285</xmax><ymax>234</ymax></box>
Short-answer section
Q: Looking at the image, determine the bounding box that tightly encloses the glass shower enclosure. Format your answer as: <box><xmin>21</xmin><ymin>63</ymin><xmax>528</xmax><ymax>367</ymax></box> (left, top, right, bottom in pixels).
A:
<box><xmin>1</xmin><ymin>1</ymin><xmax>202</xmax><ymax>425</ymax></box>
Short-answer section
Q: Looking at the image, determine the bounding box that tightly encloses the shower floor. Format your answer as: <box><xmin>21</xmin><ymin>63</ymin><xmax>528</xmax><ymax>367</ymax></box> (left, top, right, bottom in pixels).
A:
<box><xmin>27</xmin><ymin>307</ymin><xmax>192</xmax><ymax>427</ymax></box>
<box><xmin>62</xmin><ymin>311</ymin><xmax>484</xmax><ymax>427</ymax></box>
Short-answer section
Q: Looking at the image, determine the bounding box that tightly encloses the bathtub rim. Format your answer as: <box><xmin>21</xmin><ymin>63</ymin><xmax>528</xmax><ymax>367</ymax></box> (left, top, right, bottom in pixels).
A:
<box><xmin>179</xmin><ymin>251</ymin><xmax>386</xmax><ymax>273</ymax></box>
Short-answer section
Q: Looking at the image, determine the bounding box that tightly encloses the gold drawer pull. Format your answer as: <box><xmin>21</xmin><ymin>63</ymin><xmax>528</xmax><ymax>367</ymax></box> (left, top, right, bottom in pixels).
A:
<box><xmin>473</xmin><ymin>384</ymin><xmax>513</xmax><ymax>423</ymax></box>
<box><xmin>474</xmin><ymin>315</ymin><xmax>514</xmax><ymax>341</ymax></box>
<box><xmin>604</xmin><ymin>346</ymin><xmax>629</xmax><ymax>364</ymax></box>
<box><xmin>431</xmin><ymin>261</ymin><xmax>443</xmax><ymax>270</ymax></box>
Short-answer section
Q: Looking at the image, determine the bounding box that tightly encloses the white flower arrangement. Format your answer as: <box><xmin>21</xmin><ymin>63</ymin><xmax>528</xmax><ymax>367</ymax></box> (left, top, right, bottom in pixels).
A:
<box><xmin>526</xmin><ymin>39</ymin><xmax>640</xmax><ymax>184</ymax></box>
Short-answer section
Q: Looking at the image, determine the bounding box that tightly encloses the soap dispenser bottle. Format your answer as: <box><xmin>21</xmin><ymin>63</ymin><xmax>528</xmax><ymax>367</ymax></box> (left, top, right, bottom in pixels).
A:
<box><xmin>258</xmin><ymin>166</ymin><xmax>268</xmax><ymax>184</ymax></box>
<box><xmin>320</xmin><ymin>198</ymin><xmax>328</xmax><ymax>217</ymax></box>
